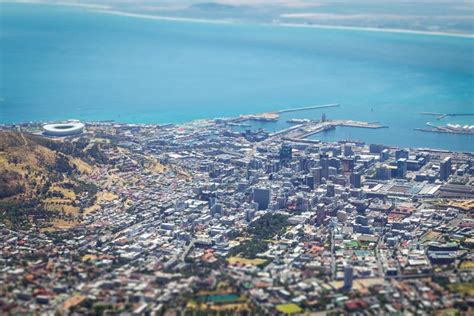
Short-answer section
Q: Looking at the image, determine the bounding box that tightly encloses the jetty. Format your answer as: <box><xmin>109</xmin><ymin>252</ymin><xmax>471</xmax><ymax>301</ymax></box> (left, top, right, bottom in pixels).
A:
<box><xmin>276</xmin><ymin>103</ymin><xmax>340</xmax><ymax>114</ymax></box>
<box><xmin>270</xmin><ymin>119</ymin><xmax>387</xmax><ymax>140</ymax></box>
<box><xmin>420</xmin><ymin>112</ymin><xmax>474</xmax><ymax>120</ymax></box>
<box><xmin>233</xmin><ymin>103</ymin><xmax>340</xmax><ymax>123</ymax></box>
<box><xmin>413</xmin><ymin>121</ymin><xmax>474</xmax><ymax>135</ymax></box>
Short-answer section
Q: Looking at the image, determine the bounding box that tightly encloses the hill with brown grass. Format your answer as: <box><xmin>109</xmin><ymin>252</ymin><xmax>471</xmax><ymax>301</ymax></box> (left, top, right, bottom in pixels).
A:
<box><xmin>0</xmin><ymin>130</ymin><xmax>105</xmax><ymax>230</ymax></box>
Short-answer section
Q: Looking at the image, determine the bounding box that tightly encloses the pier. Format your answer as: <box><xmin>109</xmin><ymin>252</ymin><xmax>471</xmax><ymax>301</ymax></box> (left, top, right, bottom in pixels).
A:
<box><xmin>276</xmin><ymin>103</ymin><xmax>340</xmax><ymax>114</ymax></box>
<box><xmin>414</xmin><ymin>122</ymin><xmax>474</xmax><ymax>135</ymax></box>
<box><xmin>269</xmin><ymin>119</ymin><xmax>387</xmax><ymax>140</ymax></box>
<box><xmin>233</xmin><ymin>103</ymin><xmax>340</xmax><ymax>123</ymax></box>
<box><xmin>415</xmin><ymin>128</ymin><xmax>474</xmax><ymax>135</ymax></box>
<box><xmin>420</xmin><ymin>112</ymin><xmax>474</xmax><ymax>120</ymax></box>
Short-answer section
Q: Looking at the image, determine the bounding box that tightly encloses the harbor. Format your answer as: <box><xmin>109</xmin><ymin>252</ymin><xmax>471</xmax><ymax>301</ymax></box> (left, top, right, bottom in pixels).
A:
<box><xmin>270</xmin><ymin>119</ymin><xmax>387</xmax><ymax>140</ymax></box>
<box><xmin>229</xmin><ymin>104</ymin><xmax>388</xmax><ymax>142</ymax></box>
<box><xmin>234</xmin><ymin>103</ymin><xmax>340</xmax><ymax>123</ymax></box>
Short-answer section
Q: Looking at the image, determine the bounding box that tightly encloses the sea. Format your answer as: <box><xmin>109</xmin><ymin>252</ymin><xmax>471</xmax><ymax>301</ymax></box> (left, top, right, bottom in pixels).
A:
<box><xmin>1</xmin><ymin>3</ymin><xmax>473</xmax><ymax>152</ymax></box>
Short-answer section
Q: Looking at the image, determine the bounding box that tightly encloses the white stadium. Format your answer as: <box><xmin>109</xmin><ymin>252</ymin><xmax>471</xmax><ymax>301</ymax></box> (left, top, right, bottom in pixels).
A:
<box><xmin>42</xmin><ymin>121</ymin><xmax>85</xmax><ymax>136</ymax></box>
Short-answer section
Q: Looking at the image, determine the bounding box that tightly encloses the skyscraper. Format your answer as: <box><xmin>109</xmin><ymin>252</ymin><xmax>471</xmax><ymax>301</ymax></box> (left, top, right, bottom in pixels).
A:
<box><xmin>439</xmin><ymin>156</ymin><xmax>452</xmax><ymax>181</ymax></box>
<box><xmin>312</xmin><ymin>167</ymin><xmax>322</xmax><ymax>185</ymax></box>
<box><xmin>320</xmin><ymin>154</ymin><xmax>329</xmax><ymax>179</ymax></box>
<box><xmin>344</xmin><ymin>265</ymin><xmax>353</xmax><ymax>289</ymax></box>
<box><xmin>350</xmin><ymin>172</ymin><xmax>361</xmax><ymax>188</ymax></box>
<box><xmin>395</xmin><ymin>149</ymin><xmax>409</xmax><ymax>161</ymax></box>
<box><xmin>326</xmin><ymin>184</ymin><xmax>335</xmax><ymax>197</ymax></box>
<box><xmin>253</xmin><ymin>188</ymin><xmax>271</xmax><ymax>210</ymax></box>
<box><xmin>279</xmin><ymin>143</ymin><xmax>292</xmax><ymax>163</ymax></box>
<box><xmin>343</xmin><ymin>144</ymin><xmax>353</xmax><ymax>157</ymax></box>
<box><xmin>397</xmin><ymin>158</ymin><xmax>407</xmax><ymax>178</ymax></box>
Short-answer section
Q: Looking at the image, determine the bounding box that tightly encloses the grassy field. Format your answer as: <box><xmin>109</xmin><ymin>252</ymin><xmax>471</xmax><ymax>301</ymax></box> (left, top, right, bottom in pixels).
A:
<box><xmin>448</xmin><ymin>282</ymin><xmax>474</xmax><ymax>296</ymax></box>
<box><xmin>276</xmin><ymin>303</ymin><xmax>302</xmax><ymax>314</ymax></box>
<box><xmin>227</xmin><ymin>256</ymin><xmax>267</xmax><ymax>266</ymax></box>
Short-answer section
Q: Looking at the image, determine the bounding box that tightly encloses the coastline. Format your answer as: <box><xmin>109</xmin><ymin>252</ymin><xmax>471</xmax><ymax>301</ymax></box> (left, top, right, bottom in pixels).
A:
<box><xmin>278</xmin><ymin>23</ymin><xmax>474</xmax><ymax>39</ymax></box>
<box><xmin>98</xmin><ymin>9</ymin><xmax>474</xmax><ymax>39</ymax></box>
<box><xmin>2</xmin><ymin>0</ymin><xmax>473</xmax><ymax>153</ymax></box>
<box><xmin>94</xmin><ymin>9</ymin><xmax>235</xmax><ymax>25</ymax></box>
<box><xmin>5</xmin><ymin>0</ymin><xmax>111</xmax><ymax>10</ymax></box>
<box><xmin>2</xmin><ymin>119</ymin><xmax>473</xmax><ymax>154</ymax></box>
<box><xmin>3</xmin><ymin>0</ymin><xmax>474</xmax><ymax>39</ymax></box>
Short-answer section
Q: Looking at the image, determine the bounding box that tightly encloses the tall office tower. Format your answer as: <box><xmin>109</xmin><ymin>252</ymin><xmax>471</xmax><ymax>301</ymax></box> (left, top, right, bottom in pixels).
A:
<box><xmin>380</xmin><ymin>148</ymin><xmax>390</xmax><ymax>161</ymax></box>
<box><xmin>350</xmin><ymin>172</ymin><xmax>361</xmax><ymax>188</ymax></box>
<box><xmin>211</xmin><ymin>203</ymin><xmax>223</xmax><ymax>216</ymax></box>
<box><xmin>320</xmin><ymin>154</ymin><xmax>329</xmax><ymax>179</ymax></box>
<box><xmin>370</xmin><ymin>143</ymin><xmax>384</xmax><ymax>154</ymax></box>
<box><xmin>341</xmin><ymin>157</ymin><xmax>355</xmax><ymax>172</ymax></box>
<box><xmin>439</xmin><ymin>156</ymin><xmax>452</xmax><ymax>181</ymax></box>
<box><xmin>376</xmin><ymin>165</ymin><xmax>392</xmax><ymax>180</ymax></box>
<box><xmin>331</xmin><ymin>146</ymin><xmax>342</xmax><ymax>157</ymax></box>
<box><xmin>316</xmin><ymin>203</ymin><xmax>326</xmax><ymax>225</ymax></box>
<box><xmin>328</xmin><ymin>166</ymin><xmax>338</xmax><ymax>177</ymax></box>
<box><xmin>279</xmin><ymin>143</ymin><xmax>292</xmax><ymax>163</ymax></box>
<box><xmin>344</xmin><ymin>265</ymin><xmax>354</xmax><ymax>289</ymax></box>
<box><xmin>253</xmin><ymin>188</ymin><xmax>271</xmax><ymax>210</ymax></box>
<box><xmin>343</xmin><ymin>144</ymin><xmax>353</xmax><ymax>157</ymax></box>
<box><xmin>397</xmin><ymin>158</ymin><xmax>407</xmax><ymax>178</ymax></box>
<box><xmin>326</xmin><ymin>184</ymin><xmax>335</xmax><ymax>197</ymax></box>
<box><xmin>312</xmin><ymin>167</ymin><xmax>322</xmax><ymax>185</ymax></box>
<box><xmin>395</xmin><ymin>149</ymin><xmax>409</xmax><ymax>160</ymax></box>
<box><xmin>305</xmin><ymin>175</ymin><xmax>315</xmax><ymax>189</ymax></box>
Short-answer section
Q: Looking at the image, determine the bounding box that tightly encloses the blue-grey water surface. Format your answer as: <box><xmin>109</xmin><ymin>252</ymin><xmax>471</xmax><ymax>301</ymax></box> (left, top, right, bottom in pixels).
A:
<box><xmin>1</xmin><ymin>3</ymin><xmax>473</xmax><ymax>151</ymax></box>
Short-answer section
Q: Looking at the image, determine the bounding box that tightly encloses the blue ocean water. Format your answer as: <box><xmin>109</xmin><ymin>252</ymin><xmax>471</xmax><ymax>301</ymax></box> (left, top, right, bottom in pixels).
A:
<box><xmin>1</xmin><ymin>3</ymin><xmax>473</xmax><ymax>152</ymax></box>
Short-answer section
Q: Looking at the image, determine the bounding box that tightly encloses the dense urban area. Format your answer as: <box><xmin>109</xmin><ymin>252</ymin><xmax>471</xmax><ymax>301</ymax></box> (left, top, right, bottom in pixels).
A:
<box><xmin>0</xmin><ymin>114</ymin><xmax>473</xmax><ymax>315</ymax></box>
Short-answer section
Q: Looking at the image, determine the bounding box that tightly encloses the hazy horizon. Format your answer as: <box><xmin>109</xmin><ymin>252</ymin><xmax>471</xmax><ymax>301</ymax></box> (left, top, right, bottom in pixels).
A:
<box><xmin>3</xmin><ymin>0</ymin><xmax>474</xmax><ymax>34</ymax></box>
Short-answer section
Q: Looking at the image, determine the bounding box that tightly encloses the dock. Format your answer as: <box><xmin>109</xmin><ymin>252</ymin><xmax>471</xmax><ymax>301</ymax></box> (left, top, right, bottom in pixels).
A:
<box><xmin>269</xmin><ymin>120</ymin><xmax>387</xmax><ymax>140</ymax></box>
<box><xmin>420</xmin><ymin>112</ymin><xmax>474</xmax><ymax>120</ymax></box>
<box><xmin>276</xmin><ymin>103</ymin><xmax>340</xmax><ymax>114</ymax></box>
<box><xmin>415</xmin><ymin>128</ymin><xmax>474</xmax><ymax>135</ymax></box>
<box><xmin>233</xmin><ymin>103</ymin><xmax>340</xmax><ymax>123</ymax></box>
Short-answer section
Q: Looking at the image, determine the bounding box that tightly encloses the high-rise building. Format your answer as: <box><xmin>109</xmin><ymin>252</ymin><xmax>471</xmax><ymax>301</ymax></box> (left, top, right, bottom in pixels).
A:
<box><xmin>341</xmin><ymin>158</ymin><xmax>355</xmax><ymax>172</ymax></box>
<box><xmin>328</xmin><ymin>166</ymin><xmax>338</xmax><ymax>177</ymax></box>
<box><xmin>316</xmin><ymin>203</ymin><xmax>326</xmax><ymax>225</ymax></box>
<box><xmin>326</xmin><ymin>184</ymin><xmax>335</xmax><ymax>197</ymax></box>
<box><xmin>439</xmin><ymin>157</ymin><xmax>452</xmax><ymax>181</ymax></box>
<box><xmin>211</xmin><ymin>203</ymin><xmax>223</xmax><ymax>216</ymax></box>
<box><xmin>370</xmin><ymin>144</ymin><xmax>384</xmax><ymax>154</ymax></box>
<box><xmin>395</xmin><ymin>149</ymin><xmax>409</xmax><ymax>161</ymax></box>
<box><xmin>343</xmin><ymin>265</ymin><xmax>353</xmax><ymax>289</ymax></box>
<box><xmin>397</xmin><ymin>158</ymin><xmax>407</xmax><ymax>178</ymax></box>
<box><xmin>331</xmin><ymin>146</ymin><xmax>342</xmax><ymax>157</ymax></box>
<box><xmin>279</xmin><ymin>143</ymin><xmax>292</xmax><ymax>162</ymax></box>
<box><xmin>380</xmin><ymin>148</ymin><xmax>390</xmax><ymax>161</ymax></box>
<box><xmin>343</xmin><ymin>144</ymin><xmax>353</xmax><ymax>157</ymax></box>
<box><xmin>253</xmin><ymin>188</ymin><xmax>271</xmax><ymax>210</ymax></box>
<box><xmin>305</xmin><ymin>175</ymin><xmax>315</xmax><ymax>189</ymax></box>
<box><xmin>350</xmin><ymin>172</ymin><xmax>361</xmax><ymax>188</ymax></box>
<box><xmin>312</xmin><ymin>167</ymin><xmax>322</xmax><ymax>185</ymax></box>
<box><xmin>320</xmin><ymin>154</ymin><xmax>329</xmax><ymax>179</ymax></box>
<box><xmin>376</xmin><ymin>165</ymin><xmax>391</xmax><ymax>180</ymax></box>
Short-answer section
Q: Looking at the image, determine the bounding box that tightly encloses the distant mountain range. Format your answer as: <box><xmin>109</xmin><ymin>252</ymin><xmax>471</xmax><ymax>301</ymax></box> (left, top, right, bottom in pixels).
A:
<box><xmin>8</xmin><ymin>0</ymin><xmax>474</xmax><ymax>35</ymax></box>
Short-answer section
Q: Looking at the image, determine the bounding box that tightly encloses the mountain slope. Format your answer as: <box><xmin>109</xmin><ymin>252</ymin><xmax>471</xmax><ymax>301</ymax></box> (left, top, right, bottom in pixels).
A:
<box><xmin>0</xmin><ymin>130</ymin><xmax>101</xmax><ymax>230</ymax></box>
